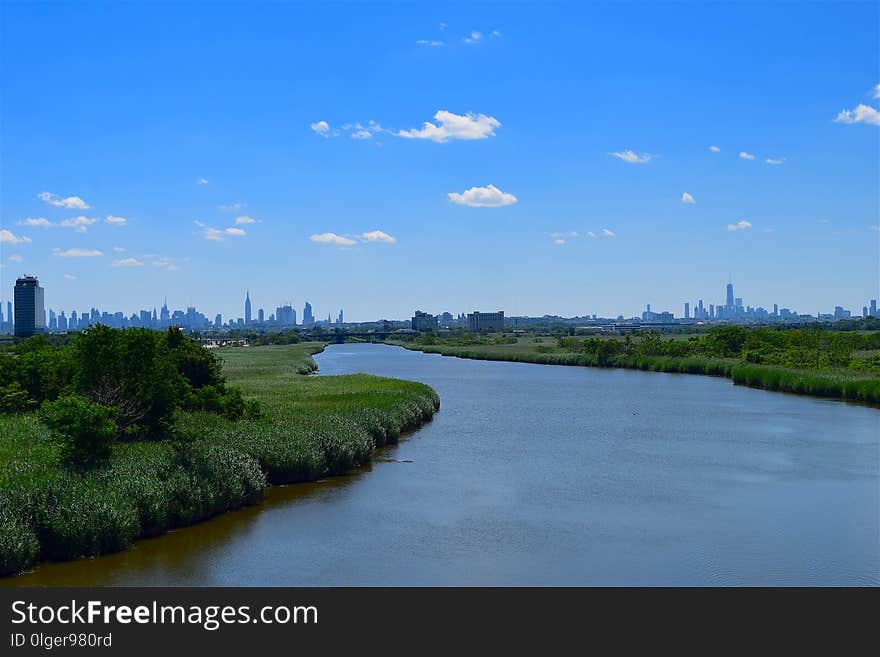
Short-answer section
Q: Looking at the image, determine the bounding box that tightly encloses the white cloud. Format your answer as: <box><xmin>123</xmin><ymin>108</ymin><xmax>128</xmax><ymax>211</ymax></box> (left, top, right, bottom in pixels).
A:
<box><xmin>553</xmin><ymin>239</ymin><xmax>566</xmax><ymax>245</ymax></box>
<box><xmin>141</xmin><ymin>254</ymin><xmax>180</xmax><ymax>271</ymax></box>
<box><xmin>491</xmin><ymin>30</ymin><xmax>502</xmax><ymax>38</ymax></box>
<box><xmin>225</xmin><ymin>227</ymin><xmax>246</xmax><ymax>236</ymax></box>
<box><xmin>874</xmin><ymin>84</ymin><xmax>880</xmax><ymax>99</ymax></box>
<box><xmin>18</xmin><ymin>217</ymin><xmax>52</xmax><ymax>228</ymax></box>
<box><xmin>834</xmin><ymin>104</ymin><xmax>880</xmax><ymax>126</ymax></box>
<box><xmin>52</xmin><ymin>248</ymin><xmax>103</xmax><ymax>257</ymax></box>
<box><xmin>397</xmin><ymin>110</ymin><xmax>500</xmax><ymax>142</ymax></box>
<box><xmin>463</xmin><ymin>31</ymin><xmax>483</xmax><ymax>44</ymax></box>
<box><xmin>197</xmin><ymin>178</ymin><xmax>209</xmax><ymax>185</ymax></box>
<box><xmin>112</xmin><ymin>257</ymin><xmax>144</xmax><ymax>267</ymax></box>
<box><xmin>0</xmin><ymin>230</ymin><xmax>32</xmax><ymax>244</ymax></box>
<box><xmin>610</xmin><ymin>150</ymin><xmax>652</xmax><ymax>164</ymax></box>
<box><xmin>310</xmin><ymin>120</ymin><xmax>331</xmax><ymax>136</ymax></box>
<box><xmin>727</xmin><ymin>220</ymin><xmax>752</xmax><ymax>231</ymax></box>
<box><xmin>351</xmin><ymin>129</ymin><xmax>372</xmax><ymax>140</ymax></box>
<box><xmin>234</xmin><ymin>215</ymin><xmax>257</xmax><ymax>225</ymax></box>
<box><xmin>358</xmin><ymin>230</ymin><xmax>396</xmax><ymax>244</ymax></box>
<box><xmin>310</xmin><ymin>232</ymin><xmax>357</xmax><ymax>247</ymax></box>
<box><xmin>63</xmin><ymin>273</ymin><xmax>77</xmax><ymax>280</ymax></box>
<box><xmin>709</xmin><ymin>145</ymin><xmax>721</xmax><ymax>153</ymax></box>
<box><xmin>60</xmin><ymin>216</ymin><xmax>97</xmax><ymax>232</ymax></box>
<box><xmin>219</xmin><ymin>202</ymin><xmax>246</xmax><ymax>212</ymax></box>
<box><xmin>601</xmin><ymin>228</ymin><xmax>616</xmax><ymax>237</ymax></box>
<box><xmin>8</xmin><ymin>254</ymin><xmax>23</xmax><ymax>263</ymax></box>
<box><xmin>765</xmin><ymin>157</ymin><xmax>785</xmax><ymax>165</ymax></box>
<box><xmin>448</xmin><ymin>184</ymin><xmax>518</xmax><ymax>207</ymax></box>
<box><xmin>113</xmin><ymin>246</ymin><xmax>127</xmax><ymax>252</ymax></box>
<box><xmin>105</xmin><ymin>215</ymin><xmax>127</xmax><ymax>225</ymax></box>
<box><xmin>586</xmin><ymin>231</ymin><xmax>597</xmax><ymax>238</ymax></box>
<box><xmin>37</xmin><ymin>192</ymin><xmax>89</xmax><ymax>209</ymax></box>
<box><xmin>416</xmin><ymin>40</ymin><xmax>444</xmax><ymax>47</ymax></box>
<box><xmin>739</xmin><ymin>151</ymin><xmax>756</xmax><ymax>160</ymax></box>
<box><xmin>681</xmin><ymin>192</ymin><xmax>696</xmax><ymax>204</ymax></box>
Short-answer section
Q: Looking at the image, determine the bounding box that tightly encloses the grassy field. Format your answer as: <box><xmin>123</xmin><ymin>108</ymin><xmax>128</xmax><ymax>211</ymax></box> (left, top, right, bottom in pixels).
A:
<box><xmin>390</xmin><ymin>335</ymin><xmax>880</xmax><ymax>404</ymax></box>
<box><xmin>0</xmin><ymin>342</ymin><xmax>439</xmax><ymax>577</ymax></box>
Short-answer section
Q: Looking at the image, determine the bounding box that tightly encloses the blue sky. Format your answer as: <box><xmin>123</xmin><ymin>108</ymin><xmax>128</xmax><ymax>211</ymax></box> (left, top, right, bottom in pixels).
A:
<box><xmin>1</xmin><ymin>1</ymin><xmax>878</xmax><ymax>322</ymax></box>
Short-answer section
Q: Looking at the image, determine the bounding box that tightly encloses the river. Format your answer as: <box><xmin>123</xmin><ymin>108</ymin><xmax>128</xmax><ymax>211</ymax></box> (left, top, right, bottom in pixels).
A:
<box><xmin>8</xmin><ymin>343</ymin><xmax>879</xmax><ymax>585</ymax></box>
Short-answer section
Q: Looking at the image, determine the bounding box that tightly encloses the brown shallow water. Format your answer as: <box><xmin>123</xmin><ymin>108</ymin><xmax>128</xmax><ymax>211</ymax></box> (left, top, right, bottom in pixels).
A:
<box><xmin>5</xmin><ymin>343</ymin><xmax>879</xmax><ymax>586</ymax></box>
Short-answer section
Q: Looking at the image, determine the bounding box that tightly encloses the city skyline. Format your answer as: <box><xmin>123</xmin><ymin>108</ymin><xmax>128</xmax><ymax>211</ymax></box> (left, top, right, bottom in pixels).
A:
<box><xmin>2</xmin><ymin>275</ymin><xmax>876</xmax><ymax>336</ymax></box>
<box><xmin>1</xmin><ymin>3</ymin><xmax>878</xmax><ymax>321</ymax></box>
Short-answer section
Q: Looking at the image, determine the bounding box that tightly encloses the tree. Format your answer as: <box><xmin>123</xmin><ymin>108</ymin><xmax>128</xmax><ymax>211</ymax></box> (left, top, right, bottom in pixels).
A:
<box><xmin>39</xmin><ymin>395</ymin><xmax>117</xmax><ymax>466</ymax></box>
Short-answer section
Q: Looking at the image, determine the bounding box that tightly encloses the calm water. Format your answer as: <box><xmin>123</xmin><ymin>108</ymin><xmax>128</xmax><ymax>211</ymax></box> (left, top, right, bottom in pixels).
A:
<box><xmin>8</xmin><ymin>343</ymin><xmax>879</xmax><ymax>586</ymax></box>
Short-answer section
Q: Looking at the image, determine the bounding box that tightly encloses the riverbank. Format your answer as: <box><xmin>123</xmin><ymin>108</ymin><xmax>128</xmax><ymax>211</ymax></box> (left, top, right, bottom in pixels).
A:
<box><xmin>389</xmin><ymin>339</ymin><xmax>880</xmax><ymax>404</ymax></box>
<box><xmin>0</xmin><ymin>342</ymin><xmax>440</xmax><ymax>578</ymax></box>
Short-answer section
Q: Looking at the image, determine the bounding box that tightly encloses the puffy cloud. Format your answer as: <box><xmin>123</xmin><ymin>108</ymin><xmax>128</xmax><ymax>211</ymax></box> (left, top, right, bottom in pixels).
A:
<box><xmin>113</xmin><ymin>246</ymin><xmax>127</xmax><ymax>252</ymax></box>
<box><xmin>463</xmin><ymin>31</ymin><xmax>483</xmax><ymax>44</ymax></box>
<box><xmin>681</xmin><ymin>192</ymin><xmax>696</xmax><ymax>204</ymax></box>
<box><xmin>52</xmin><ymin>248</ymin><xmax>103</xmax><ymax>257</ymax></box>
<box><xmin>553</xmin><ymin>239</ymin><xmax>566</xmax><ymax>245</ymax></box>
<box><xmin>60</xmin><ymin>216</ymin><xmax>97</xmax><ymax>232</ymax></box>
<box><xmin>8</xmin><ymin>254</ymin><xmax>23</xmax><ymax>263</ymax></box>
<box><xmin>610</xmin><ymin>150</ymin><xmax>652</xmax><ymax>164</ymax></box>
<box><xmin>310</xmin><ymin>120</ymin><xmax>331</xmax><ymax>136</ymax></box>
<box><xmin>112</xmin><ymin>257</ymin><xmax>144</xmax><ymax>267</ymax></box>
<box><xmin>310</xmin><ymin>232</ymin><xmax>357</xmax><ymax>246</ymax></box>
<box><xmin>601</xmin><ymin>228</ymin><xmax>616</xmax><ymax>237</ymax></box>
<box><xmin>416</xmin><ymin>40</ymin><xmax>444</xmax><ymax>46</ymax></box>
<box><xmin>141</xmin><ymin>254</ymin><xmax>180</xmax><ymax>271</ymax></box>
<box><xmin>351</xmin><ymin>129</ymin><xmax>372</xmax><ymax>140</ymax></box>
<box><xmin>397</xmin><ymin>110</ymin><xmax>500</xmax><ymax>142</ymax></box>
<box><xmin>727</xmin><ymin>220</ymin><xmax>752</xmax><ymax>231</ymax></box>
<box><xmin>225</xmin><ymin>227</ymin><xmax>246</xmax><ymax>236</ymax></box>
<box><xmin>448</xmin><ymin>184</ymin><xmax>517</xmax><ymax>207</ymax></box>
<box><xmin>37</xmin><ymin>192</ymin><xmax>89</xmax><ymax>209</ymax></box>
<box><xmin>358</xmin><ymin>230</ymin><xmax>396</xmax><ymax>243</ymax></box>
<box><xmin>19</xmin><ymin>217</ymin><xmax>53</xmax><ymax>228</ymax></box>
<box><xmin>105</xmin><ymin>215</ymin><xmax>127</xmax><ymax>225</ymax></box>
<box><xmin>709</xmin><ymin>145</ymin><xmax>721</xmax><ymax>153</ymax></box>
<box><xmin>765</xmin><ymin>157</ymin><xmax>785</xmax><ymax>165</ymax></box>
<box><xmin>0</xmin><ymin>229</ymin><xmax>32</xmax><ymax>244</ymax></box>
<box><xmin>197</xmin><ymin>178</ymin><xmax>209</xmax><ymax>185</ymax></box>
<box><xmin>234</xmin><ymin>215</ymin><xmax>257</xmax><ymax>224</ymax></box>
<box><xmin>63</xmin><ymin>273</ymin><xmax>77</xmax><ymax>280</ymax></box>
<box><xmin>874</xmin><ymin>83</ymin><xmax>880</xmax><ymax>99</ymax></box>
<box><xmin>834</xmin><ymin>104</ymin><xmax>880</xmax><ymax>126</ymax></box>
<box><xmin>739</xmin><ymin>151</ymin><xmax>756</xmax><ymax>160</ymax></box>
<box><xmin>586</xmin><ymin>231</ymin><xmax>597</xmax><ymax>238</ymax></box>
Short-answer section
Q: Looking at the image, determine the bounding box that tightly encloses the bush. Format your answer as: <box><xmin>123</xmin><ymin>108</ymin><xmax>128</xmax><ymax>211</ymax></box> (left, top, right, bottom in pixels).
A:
<box><xmin>39</xmin><ymin>395</ymin><xmax>118</xmax><ymax>466</ymax></box>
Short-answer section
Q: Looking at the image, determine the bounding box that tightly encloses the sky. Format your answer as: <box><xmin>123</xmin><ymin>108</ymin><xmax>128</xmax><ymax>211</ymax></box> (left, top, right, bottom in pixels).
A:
<box><xmin>1</xmin><ymin>1</ymin><xmax>878</xmax><ymax>322</ymax></box>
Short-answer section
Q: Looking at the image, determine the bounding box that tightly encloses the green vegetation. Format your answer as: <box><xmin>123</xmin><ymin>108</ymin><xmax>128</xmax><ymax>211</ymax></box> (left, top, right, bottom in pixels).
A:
<box><xmin>0</xmin><ymin>337</ymin><xmax>438</xmax><ymax>577</ymax></box>
<box><xmin>392</xmin><ymin>325</ymin><xmax>880</xmax><ymax>404</ymax></box>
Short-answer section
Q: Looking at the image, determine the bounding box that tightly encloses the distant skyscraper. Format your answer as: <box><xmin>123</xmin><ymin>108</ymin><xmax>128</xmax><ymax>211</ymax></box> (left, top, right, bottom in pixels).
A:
<box><xmin>684</xmin><ymin>302</ymin><xmax>690</xmax><ymax>319</ymax></box>
<box><xmin>726</xmin><ymin>280</ymin><xmax>735</xmax><ymax>308</ymax></box>
<box><xmin>244</xmin><ymin>291</ymin><xmax>252</xmax><ymax>324</ymax></box>
<box><xmin>871</xmin><ymin>299</ymin><xmax>878</xmax><ymax>317</ymax></box>
<box><xmin>14</xmin><ymin>275</ymin><xmax>45</xmax><ymax>338</ymax></box>
<box><xmin>258</xmin><ymin>308</ymin><xmax>264</xmax><ymax>323</ymax></box>
<box><xmin>337</xmin><ymin>309</ymin><xmax>344</xmax><ymax>324</ymax></box>
<box><xmin>303</xmin><ymin>301</ymin><xmax>314</xmax><ymax>326</ymax></box>
<box><xmin>48</xmin><ymin>308</ymin><xmax>57</xmax><ymax>331</ymax></box>
<box><xmin>160</xmin><ymin>298</ymin><xmax>170</xmax><ymax>327</ymax></box>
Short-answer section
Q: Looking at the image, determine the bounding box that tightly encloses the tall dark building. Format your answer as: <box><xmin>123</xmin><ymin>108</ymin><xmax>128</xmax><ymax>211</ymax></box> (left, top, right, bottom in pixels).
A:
<box><xmin>726</xmin><ymin>280</ymin><xmax>735</xmax><ymax>308</ymax></box>
<box><xmin>244</xmin><ymin>290</ymin><xmax>252</xmax><ymax>324</ymax></box>
<box><xmin>303</xmin><ymin>301</ymin><xmax>314</xmax><ymax>326</ymax></box>
<box><xmin>14</xmin><ymin>275</ymin><xmax>45</xmax><ymax>338</ymax></box>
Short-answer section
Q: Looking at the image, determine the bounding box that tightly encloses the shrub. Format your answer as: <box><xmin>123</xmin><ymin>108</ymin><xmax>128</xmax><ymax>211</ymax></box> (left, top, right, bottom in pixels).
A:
<box><xmin>39</xmin><ymin>395</ymin><xmax>118</xmax><ymax>466</ymax></box>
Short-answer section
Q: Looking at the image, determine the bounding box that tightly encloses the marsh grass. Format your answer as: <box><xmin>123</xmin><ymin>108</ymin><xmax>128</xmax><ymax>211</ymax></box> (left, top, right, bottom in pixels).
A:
<box><xmin>0</xmin><ymin>342</ymin><xmax>439</xmax><ymax>577</ymax></box>
<box><xmin>402</xmin><ymin>343</ymin><xmax>879</xmax><ymax>403</ymax></box>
